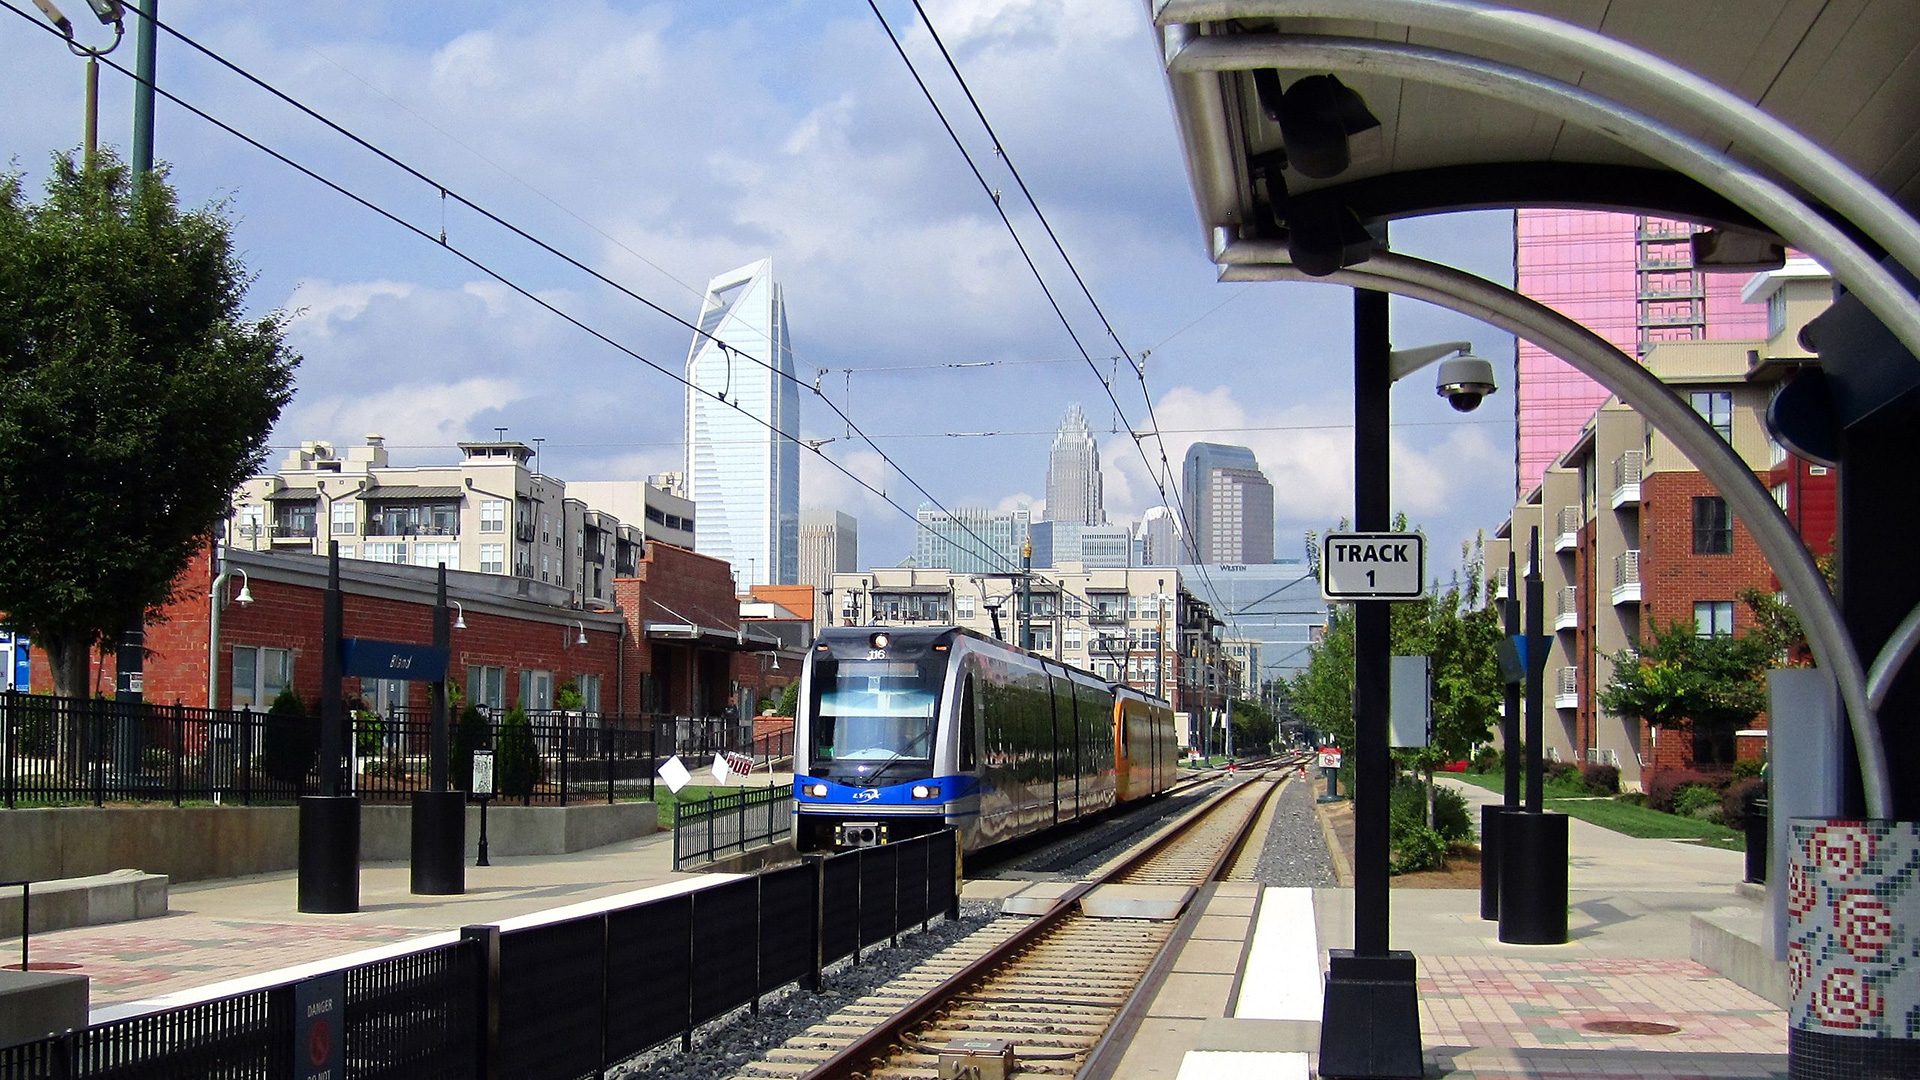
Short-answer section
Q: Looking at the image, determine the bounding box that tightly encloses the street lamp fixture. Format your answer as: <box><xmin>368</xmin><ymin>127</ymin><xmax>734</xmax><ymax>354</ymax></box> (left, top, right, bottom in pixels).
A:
<box><xmin>207</xmin><ymin>564</ymin><xmax>253</xmax><ymax>709</ymax></box>
<box><xmin>450</xmin><ymin>601</ymin><xmax>466</xmax><ymax>630</ymax></box>
<box><xmin>572</xmin><ymin>621</ymin><xmax>587</xmax><ymax>646</ymax></box>
<box><xmin>33</xmin><ymin>0</ymin><xmax>124</xmax><ymax>161</ymax></box>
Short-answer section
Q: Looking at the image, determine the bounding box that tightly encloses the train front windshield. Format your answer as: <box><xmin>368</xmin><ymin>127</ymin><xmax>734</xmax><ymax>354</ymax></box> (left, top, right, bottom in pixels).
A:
<box><xmin>809</xmin><ymin>658</ymin><xmax>940</xmax><ymax>784</ymax></box>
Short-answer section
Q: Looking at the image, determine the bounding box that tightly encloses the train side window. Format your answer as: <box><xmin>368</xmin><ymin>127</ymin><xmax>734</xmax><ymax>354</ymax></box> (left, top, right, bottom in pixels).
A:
<box><xmin>960</xmin><ymin>674</ymin><xmax>978</xmax><ymax>771</ymax></box>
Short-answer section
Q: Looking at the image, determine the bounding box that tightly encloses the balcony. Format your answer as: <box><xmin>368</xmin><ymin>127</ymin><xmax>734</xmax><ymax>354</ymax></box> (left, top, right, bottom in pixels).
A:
<box><xmin>1555</xmin><ymin>586</ymin><xmax>1579</xmax><ymax>632</ymax></box>
<box><xmin>1637</xmin><ymin>252</ymin><xmax>1692</xmax><ymax>270</ymax></box>
<box><xmin>1636</xmin><ymin>221</ymin><xmax>1693</xmax><ymax>242</ymax></box>
<box><xmin>1555</xmin><ymin>506</ymin><xmax>1581</xmax><ymax>552</ymax></box>
<box><xmin>269</xmin><ymin>522</ymin><xmax>316</xmax><ymax>542</ymax></box>
<box><xmin>1555</xmin><ymin>666</ymin><xmax>1579</xmax><ymax>710</ymax></box>
<box><xmin>1493</xmin><ymin>567</ymin><xmax>1510</xmax><ymax>600</ymax></box>
<box><xmin>1640</xmin><ymin>307</ymin><xmax>1704</xmax><ymax>328</ymax></box>
<box><xmin>515</xmin><ymin>521</ymin><xmax>537</xmax><ymax>543</ymax></box>
<box><xmin>364</xmin><ymin>521</ymin><xmax>459</xmax><ymax>537</ymax></box>
<box><xmin>1613</xmin><ymin>550</ymin><xmax>1642</xmax><ymax>605</ymax></box>
<box><xmin>1610</xmin><ymin>451</ymin><xmax>1644</xmax><ymax>509</ymax></box>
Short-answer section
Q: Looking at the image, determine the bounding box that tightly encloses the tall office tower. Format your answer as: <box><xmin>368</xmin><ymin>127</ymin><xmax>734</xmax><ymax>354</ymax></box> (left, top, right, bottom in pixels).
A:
<box><xmin>684</xmin><ymin>259</ymin><xmax>800</xmax><ymax>587</ymax></box>
<box><xmin>914</xmin><ymin>505</ymin><xmax>1031</xmax><ymax>575</ymax></box>
<box><xmin>1514</xmin><ymin>210</ymin><xmax>1770</xmax><ymax>496</ymax></box>
<box><xmin>799</xmin><ymin>509</ymin><xmax>858</xmax><ymax>626</ymax></box>
<box><xmin>1044</xmin><ymin>403</ymin><xmax>1105</xmax><ymax>525</ymax></box>
<box><xmin>1138</xmin><ymin>506</ymin><xmax>1181</xmax><ymax>566</ymax></box>
<box><xmin>1181</xmin><ymin>443</ymin><xmax>1275</xmax><ymax>564</ymax></box>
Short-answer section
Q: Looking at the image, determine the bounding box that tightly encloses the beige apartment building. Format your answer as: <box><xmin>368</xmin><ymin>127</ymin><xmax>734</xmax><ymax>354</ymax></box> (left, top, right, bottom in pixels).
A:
<box><xmin>828</xmin><ymin>563</ymin><xmax>1233</xmax><ymax>751</ymax></box>
<box><xmin>1488</xmin><ymin>259</ymin><xmax>1837</xmax><ymax>789</ymax></box>
<box><xmin>230</xmin><ymin>437</ymin><xmax>695</xmax><ymax>611</ymax></box>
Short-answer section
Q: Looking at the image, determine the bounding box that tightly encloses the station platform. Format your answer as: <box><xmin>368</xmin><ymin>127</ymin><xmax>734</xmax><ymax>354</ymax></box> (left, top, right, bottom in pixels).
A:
<box><xmin>1100</xmin><ymin>777</ymin><xmax>1785</xmax><ymax>1079</ymax></box>
<box><xmin>7</xmin><ymin>774</ymin><xmax>1784</xmax><ymax>1079</ymax></box>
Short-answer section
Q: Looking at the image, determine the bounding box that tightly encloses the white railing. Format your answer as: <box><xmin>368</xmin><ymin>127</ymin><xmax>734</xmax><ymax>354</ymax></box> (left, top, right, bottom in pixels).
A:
<box><xmin>1556</xmin><ymin>586</ymin><xmax>1579</xmax><ymax>630</ymax></box>
<box><xmin>1615</xmin><ymin>549</ymin><xmax>1641</xmax><ymax>587</ymax></box>
<box><xmin>1611</xmin><ymin>451</ymin><xmax>1644</xmax><ymax>506</ymax></box>
<box><xmin>1555</xmin><ymin>666</ymin><xmax>1579</xmax><ymax>709</ymax></box>
<box><xmin>1555</xmin><ymin>505</ymin><xmax>1581</xmax><ymax>551</ymax></box>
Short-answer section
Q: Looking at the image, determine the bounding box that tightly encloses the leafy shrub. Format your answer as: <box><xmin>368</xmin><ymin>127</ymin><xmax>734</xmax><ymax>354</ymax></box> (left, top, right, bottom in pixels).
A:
<box><xmin>1471</xmin><ymin>746</ymin><xmax>1501</xmax><ymax>774</ymax></box>
<box><xmin>1721</xmin><ymin>776</ymin><xmax>1766</xmax><ymax>829</ymax></box>
<box><xmin>496</xmin><ymin>706</ymin><xmax>541</xmax><ymax>800</ymax></box>
<box><xmin>1392</xmin><ymin>824</ymin><xmax>1448</xmax><ymax>874</ymax></box>
<box><xmin>13</xmin><ymin>697</ymin><xmax>57</xmax><ymax>756</ymax></box>
<box><xmin>1646</xmin><ymin>768</ymin><xmax>1718</xmax><ymax>814</ymax></box>
<box><xmin>353</xmin><ymin>711</ymin><xmax>383</xmax><ymax>757</ymax></box>
<box><xmin>260</xmin><ymin>688</ymin><xmax>318</xmax><ymax>791</ymax></box>
<box><xmin>1580</xmin><ymin>762</ymin><xmax>1620</xmax><ymax>795</ymax></box>
<box><xmin>1673</xmin><ymin>783</ymin><xmax>1722</xmax><ymax>821</ymax></box>
<box><xmin>1432</xmin><ymin>784</ymin><xmax>1473</xmax><ymax>843</ymax></box>
<box><xmin>555</xmin><ymin>681</ymin><xmax>585</xmax><ymax>712</ymax></box>
<box><xmin>776</xmin><ymin>681</ymin><xmax>800</xmax><ymax>718</ymax></box>
<box><xmin>1732</xmin><ymin>759</ymin><xmax>1764</xmax><ymax>780</ymax></box>
<box><xmin>450</xmin><ymin>704</ymin><xmax>491</xmax><ymax>792</ymax></box>
<box><xmin>1545</xmin><ymin>760</ymin><xmax>1580</xmax><ymax>785</ymax></box>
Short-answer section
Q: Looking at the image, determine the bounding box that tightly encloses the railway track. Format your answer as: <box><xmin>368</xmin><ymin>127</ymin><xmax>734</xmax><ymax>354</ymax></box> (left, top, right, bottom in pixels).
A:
<box><xmin>730</xmin><ymin>767</ymin><xmax>1289</xmax><ymax>1080</ymax></box>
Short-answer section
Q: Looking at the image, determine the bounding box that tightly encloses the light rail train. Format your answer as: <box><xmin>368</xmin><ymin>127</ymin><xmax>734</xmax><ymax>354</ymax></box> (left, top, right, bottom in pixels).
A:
<box><xmin>792</xmin><ymin>625</ymin><xmax>1180</xmax><ymax>853</ymax></box>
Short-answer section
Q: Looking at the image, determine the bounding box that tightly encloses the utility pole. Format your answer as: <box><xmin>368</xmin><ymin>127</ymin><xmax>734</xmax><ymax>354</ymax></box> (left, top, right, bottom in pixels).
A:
<box><xmin>1019</xmin><ymin>538</ymin><xmax>1033</xmax><ymax>651</ymax></box>
<box><xmin>130</xmin><ymin>1</ymin><xmax>157</xmax><ymax>176</ymax></box>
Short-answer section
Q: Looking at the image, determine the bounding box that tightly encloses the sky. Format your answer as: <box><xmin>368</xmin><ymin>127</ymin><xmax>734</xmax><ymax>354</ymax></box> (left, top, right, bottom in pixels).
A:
<box><xmin>1</xmin><ymin>0</ymin><xmax>1518</xmax><ymax>581</ymax></box>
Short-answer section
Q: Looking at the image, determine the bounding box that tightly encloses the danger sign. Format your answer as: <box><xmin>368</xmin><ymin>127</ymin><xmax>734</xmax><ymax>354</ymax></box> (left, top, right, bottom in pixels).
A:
<box><xmin>294</xmin><ymin>971</ymin><xmax>345</xmax><ymax>1080</ymax></box>
<box><xmin>1321</xmin><ymin>531</ymin><xmax>1426</xmax><ymax>600</ymax></box>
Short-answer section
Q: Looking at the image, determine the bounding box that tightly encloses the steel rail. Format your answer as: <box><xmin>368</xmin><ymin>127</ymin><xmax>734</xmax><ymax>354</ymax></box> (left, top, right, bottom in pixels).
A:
<box><xmin>796</xmin><ymin>774</ymin><xmax>1280</xmax><ymax>1080</ymax></box>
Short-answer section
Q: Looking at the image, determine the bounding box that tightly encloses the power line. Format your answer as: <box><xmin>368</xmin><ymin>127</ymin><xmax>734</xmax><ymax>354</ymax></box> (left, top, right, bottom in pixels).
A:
<box><xmin>0</xmin><ymin>0</ymin><xmax>1019</xmax><ymax>578</ymax></box>
<box><xmin>871</xmin><ymin>0</ymin><xmax>1244</xmax><ymax>659</ymax></box>
<box><xmin>4</xmin><ymin>1</ymin><xmax>1021</xmax><ymax>578</ymax></box>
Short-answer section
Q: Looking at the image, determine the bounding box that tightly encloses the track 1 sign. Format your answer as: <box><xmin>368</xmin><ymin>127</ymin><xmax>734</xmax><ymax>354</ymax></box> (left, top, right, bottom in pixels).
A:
<box><xmin>1321</xmin><ymin>531</ymin><xmax>1426</xmax><ymax>600</ymax></box>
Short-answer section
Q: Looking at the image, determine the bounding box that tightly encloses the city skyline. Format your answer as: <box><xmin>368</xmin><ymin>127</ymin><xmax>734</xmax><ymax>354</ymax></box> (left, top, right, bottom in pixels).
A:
<box><xmin>1044</xmin><ymin>403</ymin><xmax>1105</xmax><ymax>526</ymax></box>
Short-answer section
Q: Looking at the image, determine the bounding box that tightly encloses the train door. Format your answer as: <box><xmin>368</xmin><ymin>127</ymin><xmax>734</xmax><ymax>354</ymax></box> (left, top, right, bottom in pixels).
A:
<box><xmin>1047</xmin><ymin>670</ymin><xmax>1062</xmax><ymax>827</ymax></box>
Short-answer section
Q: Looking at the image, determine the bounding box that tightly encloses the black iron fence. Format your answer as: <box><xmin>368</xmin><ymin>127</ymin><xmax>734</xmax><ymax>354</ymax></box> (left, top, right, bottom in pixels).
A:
<box><xmin>674</xmin><ymin>786</ymin><xmax>794</xmax><ymax>869</ymax></box>
<box><xmin>0</xmin><ymin>833</ymin><xmax>959</xmax><ymax>1080</ymax></box>
<box><xmin>0</xmin><ymin>692</ymin><xmax>747</xmax><ymax>808</ymax></box>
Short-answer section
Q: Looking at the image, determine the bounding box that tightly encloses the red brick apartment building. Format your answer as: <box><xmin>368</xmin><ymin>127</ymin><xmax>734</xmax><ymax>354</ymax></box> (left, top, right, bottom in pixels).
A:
<box><xmin>31</xmin><ymin>540</ymin><xmax>802</xmax><ymax>720</ymax></box>
<box><xmin>1487</xmin><ymin>258</ymin><xmax>1836</xmax><ymax>790</ymax></box>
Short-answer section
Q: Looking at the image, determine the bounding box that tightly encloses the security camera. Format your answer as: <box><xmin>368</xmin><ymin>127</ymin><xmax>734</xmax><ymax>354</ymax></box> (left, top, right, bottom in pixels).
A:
<box><xmin>1435</xmin><ymin>355</ymin><xmax>1498</xmax><ymax>413</ymax></box>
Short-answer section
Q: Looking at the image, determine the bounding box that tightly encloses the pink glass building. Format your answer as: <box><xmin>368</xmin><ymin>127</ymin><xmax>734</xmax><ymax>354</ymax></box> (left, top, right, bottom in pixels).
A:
<box><xmin>1513</xmin><ymin>210</ymin><xmax>1771</xmax><ymax>496</ymax></box>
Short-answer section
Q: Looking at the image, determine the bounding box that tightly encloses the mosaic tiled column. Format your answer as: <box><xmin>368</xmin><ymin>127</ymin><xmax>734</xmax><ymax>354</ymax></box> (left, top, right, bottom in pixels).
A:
<box><xmin>1787</xmin><ymin>819</ymin><xmax>1920</xmax><ymax>1079</ymax></box>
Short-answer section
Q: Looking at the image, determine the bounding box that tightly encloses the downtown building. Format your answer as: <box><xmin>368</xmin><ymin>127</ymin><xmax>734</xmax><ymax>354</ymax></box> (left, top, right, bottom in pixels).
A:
<box><xmin>1181</xmin><ymin>443</ymin><xmax>1275</xmax><ymax>564</ymax></box>
<box><xmin>913</xmin><ymin>505</ymin><xmax>1031</xmax><ymax>576</ymax></box>
<box><xmin>229</xmin><ymin>436</ymin><xmax>692</xmax><ymax>612</ymax></box>
<box><xmin>685</xmin><ymin>259</ymin><xmax>800</xmax><ymax>588</ymax></box>
<box><xmin>1488</xmin><ymin>258</ymin><xmax>1836</xmax><ymax>791</ymax></box>
<box><xmin>1044</xmin><ymin>403</ymin><xmax>1105</xmax><ymax>525</ymax></box>
<box><xmin>798</xmin><ymin>509</ymin><xmax>858</xmax><ymax>629</ymax></box>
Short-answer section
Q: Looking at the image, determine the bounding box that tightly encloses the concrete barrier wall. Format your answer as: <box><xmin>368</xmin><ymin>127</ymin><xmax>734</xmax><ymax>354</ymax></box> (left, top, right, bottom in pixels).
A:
<box><xmin>0</xmin><ymin>802</ymin><xmax>658</xmax><ymax>884</ymax></box>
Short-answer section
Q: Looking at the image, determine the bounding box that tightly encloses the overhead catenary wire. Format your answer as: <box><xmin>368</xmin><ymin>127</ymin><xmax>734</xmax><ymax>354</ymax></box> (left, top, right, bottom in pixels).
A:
<box><xmin>0</xmin><ymin>0</ymin><xmax>1021</xmax><ymax>578</ymax></box>
<box><xmin>870</xmin><ymin>0</ymin><xmax>1247</xmax><ymax>658</ymax></box>
<box><xmin>0</xmin><ymin>0</ymin><xmax>1020</xmax><ymax>578</ymax></box>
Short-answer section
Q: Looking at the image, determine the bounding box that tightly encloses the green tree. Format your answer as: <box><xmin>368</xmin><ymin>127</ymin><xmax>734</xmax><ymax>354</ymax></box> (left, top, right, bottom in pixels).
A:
<box><xmin>1599</xmin><ymin>620</ymin><xmax>1775</xmax><ymax>756</ymax></box>
<box><xmin>496</xmin><ymin>705</ymin><xmax>542</xmax><ymax>802</ymax></box>
<box><xmin>775</xmin><ymin>680</ymin><xmax>800</xmax><ymax>718</ymax></box>
<box><xmin>260</xmin><ymin>687</ymin><xmax>317</xmax><ymax>793</ymax></box>
<box><xmin>0</xmin><ymin>153</ymin><xmax>298</xmax><ymax>698</ymax></box>
<box><xmin>1291</xmin><ymin>525</ymin><xmax>1504</xmax><ymax>823</ymax></box>
<box><xmin>1229</xmin><ymin>697</ymin><xmax>1277</xmax><ymax>754</ymax></box>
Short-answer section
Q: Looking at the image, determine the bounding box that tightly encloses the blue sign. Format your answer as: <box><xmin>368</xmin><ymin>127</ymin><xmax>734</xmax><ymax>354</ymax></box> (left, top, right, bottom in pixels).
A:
<box><xmin>339</xmin><ymin>637</ymin><xmax>449</xmax><ymax>682</ymax></box>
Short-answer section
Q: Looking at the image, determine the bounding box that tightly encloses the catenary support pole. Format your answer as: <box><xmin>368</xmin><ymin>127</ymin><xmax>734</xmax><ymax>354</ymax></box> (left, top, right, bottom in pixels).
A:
<box><xmin>129</xmin><ymin>0</ymin><xmax>156</xmax><ymax>175</ymax></box>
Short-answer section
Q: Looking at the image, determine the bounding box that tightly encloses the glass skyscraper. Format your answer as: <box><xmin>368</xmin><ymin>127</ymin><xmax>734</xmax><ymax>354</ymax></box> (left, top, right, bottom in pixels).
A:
<box><xmin>1181</xmin><ymin>442</ymin><xmax>1275</xmax><ymax>565</ymax></box>
<box><xmin>914</xmin><ymin>505</ymin><xmax>1029</xmax><ymax>575</ymax></box>
<box><xmin>1045</xmin><ymin>403</ymin><xmax>1104</xmax><ymax>525</ymax></box>
<box><xmin>684</xmin><ymin>259</ymin><xmax>800</xmax><ymax>586</ymax></box>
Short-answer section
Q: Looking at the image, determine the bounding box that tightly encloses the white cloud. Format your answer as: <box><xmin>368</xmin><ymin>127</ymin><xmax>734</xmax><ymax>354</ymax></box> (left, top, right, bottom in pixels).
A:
<box><xmin>286</xmin><ymin>377</ymin><xmax>526</xmax><ymax>451</ymax></box>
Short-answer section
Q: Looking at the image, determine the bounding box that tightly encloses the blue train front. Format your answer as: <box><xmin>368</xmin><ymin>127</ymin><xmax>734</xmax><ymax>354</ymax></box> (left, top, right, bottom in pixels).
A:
<box><xmin>792</xmin><ymin>626</ymin><xmax>976</xmax><ymax>851</ymax></box>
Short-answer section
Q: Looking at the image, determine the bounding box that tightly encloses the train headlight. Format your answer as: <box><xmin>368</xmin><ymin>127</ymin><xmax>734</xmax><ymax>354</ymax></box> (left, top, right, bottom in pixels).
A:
<box><xmin>870</xmin><ymin>632</ymin><xmax>890</xmax><ymax>649</ymax></box>
<box><xmin>805</xmin><ymin>783</ymin><xmax>828</xmax><ymax>797</ymax></box>
<box><xmin>911</xmin><ymin>784</ymin><xmax>935</xmax><ymax>799</ymax></box>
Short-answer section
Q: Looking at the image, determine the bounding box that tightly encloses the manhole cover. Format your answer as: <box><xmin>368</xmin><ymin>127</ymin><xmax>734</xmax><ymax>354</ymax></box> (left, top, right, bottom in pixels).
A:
<box><xmin>1583</xmin><ymin>1019</ymin><xmax>1681</xmax><ymax>1036</ymax></box>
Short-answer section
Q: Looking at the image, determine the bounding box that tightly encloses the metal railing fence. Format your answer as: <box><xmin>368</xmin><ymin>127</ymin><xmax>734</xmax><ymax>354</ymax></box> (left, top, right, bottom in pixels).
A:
<box><xmin>1</xmin><ymin>691</ymin><xmax>744</xmax><ymax>808</ymax></box>
<box><xmin>0</xmin><ymin>832</ymin><xmax>960</xmax><ymax>1080</ymax></box>
<box><xmin>675</xmin><ymin>785</ymin><xmax>794</xmax><ymax>869</ymax></box>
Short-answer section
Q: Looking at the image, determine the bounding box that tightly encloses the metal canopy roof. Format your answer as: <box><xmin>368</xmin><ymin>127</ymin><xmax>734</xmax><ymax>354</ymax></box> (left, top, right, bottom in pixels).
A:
<box><xmin>360</xmin><ymin>486</ymin><xmax>464</xmax><ymax>501</ymax></box>
<box><xmin>1153</xmin><ymin>1</ymin><xmax>1920</xmax><ymax>243</ymax></box>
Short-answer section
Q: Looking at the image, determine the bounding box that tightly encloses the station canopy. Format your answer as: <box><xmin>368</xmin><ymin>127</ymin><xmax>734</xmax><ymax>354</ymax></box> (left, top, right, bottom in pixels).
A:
<box><xmin>1152</xmin><ymin>1</ymin><xmax>1920</xmax><ymax>250</ymax></box>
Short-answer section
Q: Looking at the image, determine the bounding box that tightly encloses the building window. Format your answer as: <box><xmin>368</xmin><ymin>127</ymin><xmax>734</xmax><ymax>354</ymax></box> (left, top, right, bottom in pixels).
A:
<box><xmin>236</xmin><ymin>503</ymin><xmax>265</xmax><ymax>540</ymax></box>
<box><xmin>364</xmin><ymin>542</ymin><xmax>406</xmax><ymax>564</ymax></box>
<box><xmin>230</xmin><ymin>645</ymin><xmax>292</xmax><ymax>710</ymax></box>
<box><xmin>412</xmin><ymin>541</ymin><xmax>460</xmax><ymax>570</ymax></box>
<box><xmin>1692</xmin><ymin>496</ymin><xmax>1733</xmax><ymax>554</ymax></box>
<box><xmin>1064</xmin><ymin>628</ymin><xmax>1083</xmax><ymax>650</ymax></box>
<box><xmin>1030</xmin><ymin>626</ymin><xmax>1053</xmax><ymax>652</ymax></box>
<box><xmin>480</xmin><ymin>500</ymin><xmax>505</xmax><ymax>532</ymax></box>
<box><xmin>1695</xmin><ymin>601</ymin><xmax>1735</xmax><ymax>637</ymax></box>
<box><xmin>542</xmin><ymin>514</ymin><xmax>551</xmax><ymax>544</ymax></box>
<box><xmin>479</xmin><ymin>544</ymin><xmax>505</xmax><ymax>574</ymax></box>
<box><xmin>1772</xmin><ymin>483</ymin><xmax>1789</xmax><ymax>511</ymax></box>
<box><xmin>467</xmin><ymin>665</ymin><xmax>505</xmax><ymax>711</ymax></box>
<box><xmin>1690</xmin><ymin>391</ymin><xmax>1733</xmax><ymax>442</ymax></box>
<box><xmin>579</xmin><ymin>674</ymin><xmax>602</xmax><ymax>715</ymax></box>
<box><xmin>337</xmin><ymin>545</ymin><xmax>354</xmax><ymax>560</ymax></box>
<box><xmin>956</xmin><ymin>594</ymin><xmax>975</xmax><ymax>619</ymax></box>
<box><xmin>541</xmin><ymin>554</ymin><xmax>550</xmax><ymax>582</ymax></box>
<box><xmin>331</xmin><ymin>500</ymin><xmax>356</xmax><ymax>535</ymax></box>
